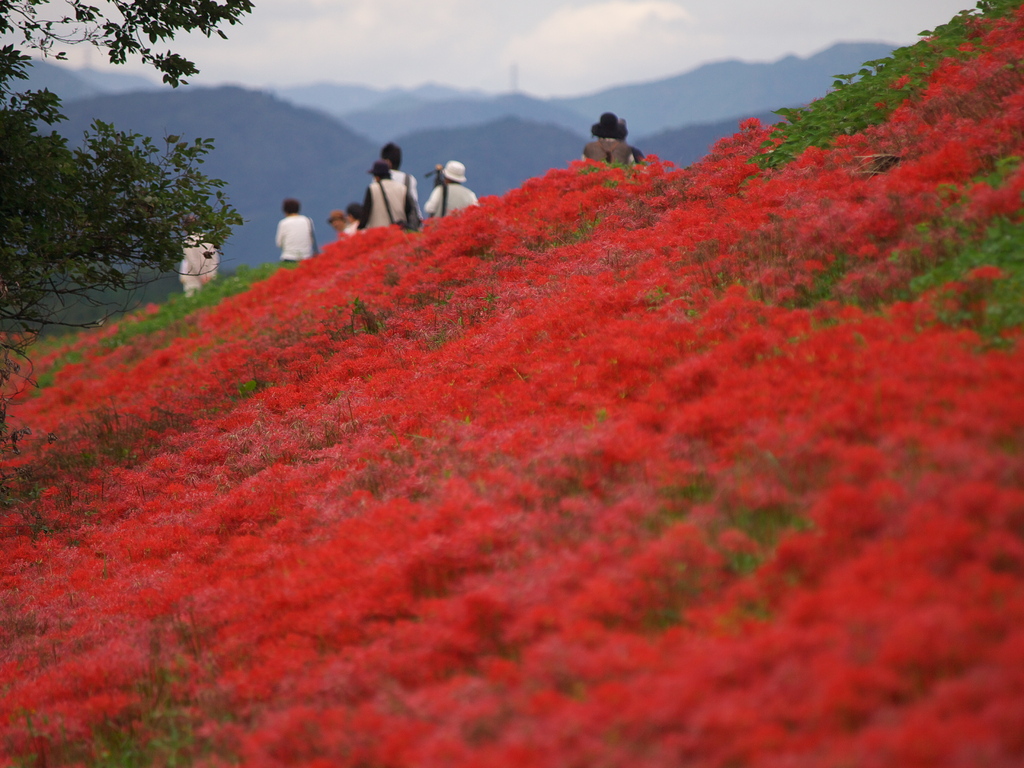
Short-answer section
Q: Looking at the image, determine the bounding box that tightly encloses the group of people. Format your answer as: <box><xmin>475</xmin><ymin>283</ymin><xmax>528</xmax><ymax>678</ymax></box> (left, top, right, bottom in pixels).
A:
<box><xmin>181</xmin><ymin>112</ymin><xmax>641</xmax><ymax>294</ymax></box>
<box><xmin>272</xmin><ymin>142</ymin><xmax>481</xmax><ymax>264</ymax></box>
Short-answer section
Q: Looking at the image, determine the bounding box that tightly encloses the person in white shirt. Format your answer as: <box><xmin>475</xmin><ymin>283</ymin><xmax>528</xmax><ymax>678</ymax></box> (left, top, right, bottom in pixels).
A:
<box><xmin>179</xmin><ymin>230</ymin><xmax>219</xmax><ymax>297</ymax></box>
<box><xmin>275</xmin><ymin>198</ymin><xmax>317</xmax><ymax>261</ymax></box>
<box><xmin>424</xmin><ymin>161</ymin><xmax>479</xmax><ymax>219</ymax></box>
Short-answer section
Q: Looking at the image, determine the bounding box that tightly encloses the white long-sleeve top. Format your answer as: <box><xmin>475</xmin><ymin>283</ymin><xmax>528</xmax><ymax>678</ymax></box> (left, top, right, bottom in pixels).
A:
<box><xmin>424</xmin><ymin>183</ymin><xmax>479</xmax><ymax>217</ymax></box>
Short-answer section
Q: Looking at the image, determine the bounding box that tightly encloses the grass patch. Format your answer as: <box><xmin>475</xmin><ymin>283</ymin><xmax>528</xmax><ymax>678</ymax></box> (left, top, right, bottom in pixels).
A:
<box><xmin>912</xmin><ymin>215</ymin><xmax>1024</xmax><ymax>341</ymax></box>
<box><xmin>102</xmin><ymin>263</ymin><xmax>283</xmax><ymax>349</ymax></box>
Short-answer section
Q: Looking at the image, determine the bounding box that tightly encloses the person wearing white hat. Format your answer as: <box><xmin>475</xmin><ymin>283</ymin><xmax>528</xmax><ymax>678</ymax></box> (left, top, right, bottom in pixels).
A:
<box><xmin>424</xmin><ymin>160</ymin><xmax>479</xmax><ymax>219</ymax></box>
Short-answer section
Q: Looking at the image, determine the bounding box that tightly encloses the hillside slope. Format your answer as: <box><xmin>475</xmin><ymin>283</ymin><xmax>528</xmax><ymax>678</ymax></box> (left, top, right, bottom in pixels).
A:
<box><xmin>3</xmin><ymin>4</ymin><xmax>1024</xmax><ymax>767</ymax></box>
<box><xmin>46</xmin><ymin>43</ymin><xmax>893</xmax><ymax>272</ymax></box>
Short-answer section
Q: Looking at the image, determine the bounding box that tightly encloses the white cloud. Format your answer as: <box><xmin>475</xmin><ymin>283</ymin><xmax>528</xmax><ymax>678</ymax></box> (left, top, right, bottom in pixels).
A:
<box><xmin>167</xmin><ymin>0</ymin><xmax>513</xmax><ymax>89</ymax></box>
<box><xmin>504</xmin><ymin>1</ymin><xmax>701</xmax><ymax>95</ymax></box>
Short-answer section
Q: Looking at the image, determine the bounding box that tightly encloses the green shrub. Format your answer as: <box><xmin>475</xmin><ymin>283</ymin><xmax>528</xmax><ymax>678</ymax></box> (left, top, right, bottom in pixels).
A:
<box><xmin>912</xmin><ymin>215</ymin><xmax>1024</xmax><ymax>340</ymax></box>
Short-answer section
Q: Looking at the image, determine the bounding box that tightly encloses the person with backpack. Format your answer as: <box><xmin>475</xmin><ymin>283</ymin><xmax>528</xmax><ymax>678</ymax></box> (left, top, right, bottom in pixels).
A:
<box><xmin>423</xmin><ymin>160</ymin><xmax>478</xmax><ymax>219</ymax></box>
<box><xmin>358</xmin><ymin>160</ymin><xmax>418</xmax><ymax>230</ymax></box>
<box><xmin>380</xmin><ymin>142</ymin><xmax>422</xmax><ymax>228</ymax></box>
<box><xmin>582</xmin><ymin>112</ymin><xmax>638</xmax><ymax>165</ymax></box>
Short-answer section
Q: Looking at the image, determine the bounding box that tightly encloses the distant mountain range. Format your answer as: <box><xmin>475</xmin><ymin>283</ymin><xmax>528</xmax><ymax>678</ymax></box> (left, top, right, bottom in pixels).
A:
<box><xmin>555</xmin><ymin>42</ymin><xmax>897</xmax><ymax>134</ymax></box>
<box><xmin>55</xmin><ymin>87</ymin><xmax>378</xmax><ymax>267</ymax></box>
<box><xmin>26</xmin><ymin>41</ymin><xmax>895</xmax><ymax>137</ymax></box>
<box><xmin>276</xmin><ymin>82</ymin><xmax>489</xmax><ymax>118</ymax></box>
<box><xmin>335</xmin><ymin>93</ymin><xmax>589</xmax><ymax>144</ymax></box>
<box><xmin>21</xmin><ymin>60</ymin><xmax>164</xmax><ymax>100</ymax></box>
<box><xmin>53</xmin><ymin>88</ymin><xmax>590</xmax><ymax>266</ymax></box>
<box><xmin>268</xmin><ymin>42</ymin><xmax>897</xmax><ymax>138</ymax></box>
<box><xmin>20</xmin><ymin>41</ymin><xmax>898</xmax><ymax>267</ymax></box>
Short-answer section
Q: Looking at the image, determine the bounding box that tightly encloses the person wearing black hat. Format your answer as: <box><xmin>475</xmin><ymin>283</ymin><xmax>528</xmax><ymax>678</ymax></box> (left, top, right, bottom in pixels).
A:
<box><xmin>358</xmin><ymin>160</ymin><xmax>418</xmax><ymax>230</ymax></box>
<box><xmin>582</xmin><ymin>112</ymin><xmax>637</xmax><ymax>165</ymax></box>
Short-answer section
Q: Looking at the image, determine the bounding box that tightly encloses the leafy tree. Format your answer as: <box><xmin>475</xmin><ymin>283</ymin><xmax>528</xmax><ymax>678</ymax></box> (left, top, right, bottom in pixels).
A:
<box><xmin>1</xmin><ymin>0</ymin><xmax>252</xmax><ymax>456</ymax></box>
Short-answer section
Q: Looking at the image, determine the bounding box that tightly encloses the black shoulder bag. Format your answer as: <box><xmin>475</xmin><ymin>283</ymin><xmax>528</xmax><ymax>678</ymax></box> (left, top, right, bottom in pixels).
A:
<box><xmin>403</xmin><ymin>173</ymin><xmax>421</xmax><ymax>231</ymax></box>
<box><xmin>307</xmin><ymin>216</ymin><xmax>318</xmax><ymax>255</ymax></box>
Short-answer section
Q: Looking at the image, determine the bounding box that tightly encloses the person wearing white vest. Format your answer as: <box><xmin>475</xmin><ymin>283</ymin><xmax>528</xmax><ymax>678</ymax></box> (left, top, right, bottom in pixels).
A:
<box><xmin>381</xmin><ymin>143</ymin><xmax>423</xmax><ymax>226</ymax></box>
<box><xmin>424</xmin><ymin>161</ymin><xmax>479</xmax><ymax>219</ymax></box>
<box><xmin>358</xmin><ymin>161</ymin><xmax>416</xmax><ymax>230</ymax></box>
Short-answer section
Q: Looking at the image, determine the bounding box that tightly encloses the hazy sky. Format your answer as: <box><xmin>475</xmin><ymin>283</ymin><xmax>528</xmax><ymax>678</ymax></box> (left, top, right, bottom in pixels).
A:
<box><xmin>56</xmin><ymin>0</ymin><xmax>978</xmax><ymax>96</ymax></box>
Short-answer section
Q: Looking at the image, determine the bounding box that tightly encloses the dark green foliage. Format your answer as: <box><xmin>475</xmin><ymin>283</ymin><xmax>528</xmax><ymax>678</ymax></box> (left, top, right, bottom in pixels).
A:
<box><xmin>4</xmin><ymin>0</ymin><xmax>253</xmax><ymax>87</ymax></box>
<box><xmin>1</xmin><ymin>0</ymin><xmax>253</xmax><ymax>469</ymax></box>
<box><xmin>0</xmin><ymin>111</ymin><xmax>241</xmax><ymax>335</ymax></box>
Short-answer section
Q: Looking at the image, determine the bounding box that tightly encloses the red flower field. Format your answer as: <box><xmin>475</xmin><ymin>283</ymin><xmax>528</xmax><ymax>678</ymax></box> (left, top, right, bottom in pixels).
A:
<box><xmin>3</xmin><ymin>4</ymin><xmax>1024</xmax><ymax>766</ymax></box>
